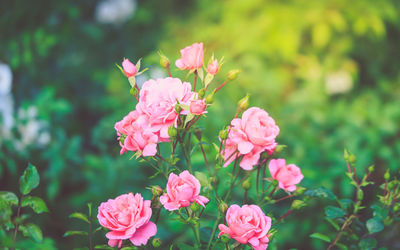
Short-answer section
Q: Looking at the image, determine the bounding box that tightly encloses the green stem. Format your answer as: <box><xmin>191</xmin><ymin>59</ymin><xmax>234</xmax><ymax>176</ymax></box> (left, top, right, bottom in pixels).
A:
<box><xmin>207</xmin><ymin>213</ymin><xmax>222</xmax><ymax>250</ymax></box>
<box><xmin>12</xmin><ymin>194</ymin><xmax>23</xmax><ymax>250</ymax></box>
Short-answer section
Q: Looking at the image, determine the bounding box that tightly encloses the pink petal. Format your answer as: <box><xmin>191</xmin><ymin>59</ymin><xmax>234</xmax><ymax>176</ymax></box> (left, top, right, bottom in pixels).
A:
<box><xmin>142</xmin><ymin>143</ymin><xmax>157</xmax><ymax>156</ymax></box>
<box><xmin>129</xmin><ymin>222</ymin><xmax>157</xmax><ymax>246</ymax></box>
<box><xmin>238</xmin><ymin>141</ymin><xmax>254</xmax><ymax>154</ymax></box>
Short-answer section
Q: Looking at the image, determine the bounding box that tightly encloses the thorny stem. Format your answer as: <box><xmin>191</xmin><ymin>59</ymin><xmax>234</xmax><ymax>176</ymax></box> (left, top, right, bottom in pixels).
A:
<box><xmin>207</xmin><ymin>213</ymin><xmax>222</xmax><ymax>249</ymax></box>
<box><xmin>193</xmin><ymin>70</ymin><xmax>198</xmax><ymax>91</ymax></box>
<box><xmin>328</xmin><ymin>215</ymin><xmax>356</xmax><ymax>250</ymax></box>
<box><xmin>155</xmin><ymin>207</ymin><xmax>162</xmax><ymax>224</ymax></box>
<box><xmin>89</xmin><ymin>217</ymin><xmax>93</xmax><ymax>250</ymax></box>
<box><xmin>200</xmin><ymin>143</ymin><xmax>212</xmax><ymax>176</ymax></box>
<box><xmin>215</xmin><ymin>81</ymin><xmax>227</xmax><ymax>93</ymax></box>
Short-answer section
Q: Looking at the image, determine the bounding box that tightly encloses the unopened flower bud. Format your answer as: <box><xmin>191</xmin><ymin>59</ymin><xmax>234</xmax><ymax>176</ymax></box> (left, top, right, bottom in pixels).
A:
<box><xmin>219</xmin><ymin>202</ymin><xmax>228</xmax><ymax>214</ymax></box>
<box><xmin>227</xmin><ymin>69</ymin><xmax>241</xmax><ymax>81</ymax></box>
<box><xmin>205</xmin><ymin>90</ymin><xmax>216</xmax><ymax>104</ymax></box>
<box><xmin>190</xmin><ymin>202</ymin><xmax>200</xmax><ymax>212</ymax></box>
<box><xmin>291</xmin><ymin>200</ymin><xmax>306</xmax><ymax>210</ymax></box>
<box><xmin>294</xmin><ymin>186</ymin><xmax>306</xmax><ymax>196</ymax></box>
<box><xmin>122</xmin><ymin>58</ymin><xmax>137</xmax><ymax>77</ymax></box>
<box><xmin>168</xmin><ymin>126</ymin><xmax>177</xmax><ymax>138</ymax></box>
<box><xmin>357</xmin><ymin>189</ymin><xmax>364</xmax><ymax>200</ymax></box>
<box><xmin>198</xmin><ymin>88</ymin><xmax>206</xmax><ymax>99</ymax></box>
<box><xmin>238</xmin><ymin>94</ymin><xmax>250</xmax><ymax>111</ymax></box>
<box><xmin>175</xmin><ymin>104</ymin><xmax>182</xmax><ymax>113</ymax></box>
<box><xmin>221</xmin><ymin>233</ymin><xmax>230</xmax><ymax>243</ymax></box>
<box><xmin>152</xmin><ymin>238</ymin><xmax>162</xmax><ymax>248</ymax></box>
<box><xmin>384</xmin><ymin>170</ymin><xmax>390</xmax><ymax>181</ymax></box>
<box><xmin>273</xmin><ymin>145</ymin><xmax>286</xmax><ymax>155</ymax></box>
<box><xmin>130</xmin><ymin>87</ymin><xmax>138</xmax><ymax>97</ymax></box>
<box><xmin>219</xmin><ymin>129</ymin><xmax>228</xmax><ymax>140</ymax></box>
<box><xmin>151</xmin><ymin>186</ymin><xmax>163</xmax><ymax>197</ymax></box>
<box><xmin>242</xmin><ymin>178</ymin><xmax>252</xmax><ymax>190</ymax></box>
<box><xmin>158</xmin><ymin>51</ymin><xmax>170</xmax><ymax>70</ymax></box>
<box><xmin>368</xmin><ymin>165</ymin><xmax>375</xmax><ymax>173</ymax></box>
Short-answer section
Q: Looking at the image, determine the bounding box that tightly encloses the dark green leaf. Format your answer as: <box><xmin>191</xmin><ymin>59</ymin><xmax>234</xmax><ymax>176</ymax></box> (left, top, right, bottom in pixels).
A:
<box><xmin>359</xmin><ymin>238</ymin><xmax>377</xmax><ymax>250</ymax></box>
<box><xmin>69</xmin><ymin>212</ymin><xmax>89</xmax><ymax>223</ymax></box>
<box><xmin>64</xmin><ymin>230</ymin><xmax>88</xmax><ymax>237</ymax></box>
<box><xmin>19</xmin><ymin>223</ymin><xmax>43</xmax><ymax>242</ymax></box>
<box><xmin>366</xmin><ymin>217</ymin><xmax>384</xmax><ymax>234</ymax></box>
<box><xmin>305</xmin><ymin>187</ymin><xmax>337</xmax><ymax>200</ymax></box>
<box><xmin>325</xmin><ymin>218</ymin><xmax>340</xmax><ymax>231</ymax></box>
<box><xmin>0</xmin><ymin>191</ymin><xmax>19</xmax><ymax>206</ymax></box>
<box><xmin>371</xmin><ymin>205</ymin><xmax>388</xmax><ymax>220</ymax></box>
<box><xmin>21</xmin><ymin>196</ymin><xmax>48</xmax><ymax>214</ymax></box>
<box><xmin>325</xmin><ymin>206</ymin><xmax>346</xmax><ymax>219</ymax></box>
<box><xmin>19</xmin><ymin>163</ymin><xmax>40</xmax><ymax>195</ymax></box>
<box><xmin>310</xmin><ymin>233</ymin><xmax>331</xmax><ymax>243</ymax></box>
<box><xmin>176</xmin><ymin>243</ymin><xmax>195</xmax><ymax>250</ymax></box>
<box><xmin>339</xmin><ymin>199</ymin><xmax>353</xmax><ymax>210</ymax></box>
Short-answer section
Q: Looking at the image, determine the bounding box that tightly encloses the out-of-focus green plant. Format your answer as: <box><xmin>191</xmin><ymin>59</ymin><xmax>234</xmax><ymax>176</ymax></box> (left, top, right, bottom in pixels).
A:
<box><xmin>0</xmin><ymin>163</ymin><xmax>55</xmax><ymax>249</ymax></box>
<box><xmin>306</xmin><ymin>150</ymin><xmax>400</xmax><ymax>249</ymax></box>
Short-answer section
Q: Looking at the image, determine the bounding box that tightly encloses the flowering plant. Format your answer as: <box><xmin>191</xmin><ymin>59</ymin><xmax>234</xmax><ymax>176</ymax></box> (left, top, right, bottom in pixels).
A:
<box><xmin>94</xmin><ymin>42</ymin><xmax>307</xmax><ymax>249</ymax></box>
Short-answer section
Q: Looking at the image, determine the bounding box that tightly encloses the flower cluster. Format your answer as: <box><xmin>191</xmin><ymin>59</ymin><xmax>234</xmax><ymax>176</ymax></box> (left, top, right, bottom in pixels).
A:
<box><xmin>98</xmin><ymin>42</ymin><xmax>304</xmax><ymax>249</ymax></box>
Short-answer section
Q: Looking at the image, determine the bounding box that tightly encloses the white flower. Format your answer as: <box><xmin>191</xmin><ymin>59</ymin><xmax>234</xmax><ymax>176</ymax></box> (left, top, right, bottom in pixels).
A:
<box><xmin>95</xmin><ymin>0</ymin><xmax>136</xmax><ymax>24</ymax></box>
<box><xmin>0</xmin><ymin>63</ymin><xmax>12</xmax><ymax>95</ymax></box>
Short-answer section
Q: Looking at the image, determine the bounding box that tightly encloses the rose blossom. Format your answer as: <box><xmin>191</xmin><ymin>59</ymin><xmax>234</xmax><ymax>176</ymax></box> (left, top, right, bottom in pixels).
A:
<box><xmin>207</xmin><ymin>59</ymin><xmax>219</xmax><ymax>75</ymax></box>
<box><xmin>97</xmin><ymin>193</ymin><xmax>157</xmax><ymax>248</ymax></box>
<box><xmin>218</xmin><ymin>204</ymin><xmax>272</xmax><ymax>250</ymax></box>
<box><xmin>122</xmin><ymin>59</ymin><xmax>137</xmax><ymax>77</ymax></box>
<box><xmin>175</xmin><ymin>42</ymin><xmax>204</xmax><ymax>70</ymax></box>
<box><xmin>160</xmin><ymin>170</ymin><xmax>209</xmax><ymax>211</ymax></box>
<box><xmin>136</xmin><ymin>77</ymin><xmax>195</xmax><ymax>140</ymax></box>
<box><xmin>189</xmin><ymin>99</ymin><xmax>207</xmax><ymax>115</ymax></box>
<box><xmin>114</xmin><ymin>110</ymin><xmax>158</xmax><ymax>156</ymax></box>
<box><xmin>269</xmin><ymin>159</ymin><xmax>304</xmax><ymax>192</ymax></box>
<box><xmin>221</xmin><ymin>107</ymin><xmax>279</xmax><ymax>170</ymax></box>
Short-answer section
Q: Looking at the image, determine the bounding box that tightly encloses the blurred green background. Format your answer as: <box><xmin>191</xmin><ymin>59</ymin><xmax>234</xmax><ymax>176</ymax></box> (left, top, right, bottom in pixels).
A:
<box><xmin>1</xmin><ymin>0</ymin><xmax>400</xmax><ymax>249</ymax></box>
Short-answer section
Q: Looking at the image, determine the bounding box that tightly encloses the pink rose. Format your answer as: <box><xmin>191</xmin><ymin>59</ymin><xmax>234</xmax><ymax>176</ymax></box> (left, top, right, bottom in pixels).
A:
<box><xmin>207</xmin><ymin>59</ymin><xmax>219</xmax><ymax>75</ymax></box>
<box><xmin>136</xmin><ymin>77</ymin><xmax>195</xmax><ymax>140</ymax></box>
<box><xmin>218</xmin><ymin>204</ymin><xmax>272</xmax><ymax>250</ymax></box>
<box><xmin>241</xmin><ymin>107</ymin><xmax>279</xmax><ymax>150</ymax></box>
<box><xmin>221</xmin><ymin>107</ymin><xmax>279</xmax><ymax>170</ymax></box>
<box><xmin>160</xmin><ymin>170</ymin><xmax>209</xmax><ymax>211</ymax></box>
<box><xmin>189</xmin><ymin>99</ymin><xmax>207</xmax><ymax>115</ymax></box>
<box><xmin>97</xmin><ymin>193</ymin><xmax>157</xmax><ymax>248</ymax></box>
<box><xmin>269</xmin><ymin>159</ymin><xmax>304</xmax><ymax>192</ymax></box>
<box><xmin>175</xmin><ymin>42</ymin><xmax>204</xmax><ymax>70</ymax></box>
<box><xmin>122</xmin><ymin>59</ymin><xmax>137</xmax><ymax>77</ymax></box>
<box><xmin>114</xmin><ymin>111</ymin><xmax>158</xmax><ymax>156</ymax></box>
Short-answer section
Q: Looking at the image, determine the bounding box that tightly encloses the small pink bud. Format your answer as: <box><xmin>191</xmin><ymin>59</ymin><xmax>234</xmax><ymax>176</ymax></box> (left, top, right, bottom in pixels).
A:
<box><xmin>122</xmin><ymin>59</ymin><xmax>137</xmax><ymax>77</ymax></box>
<box><xmin>207</xmin><ymin>59</ymin><xmax>219</xmax><ymax>75</ymax></box>
<box><xmin>190</xmin><ymin>99</ymin><xmax>206</xmax><ymax>115</ymax></box>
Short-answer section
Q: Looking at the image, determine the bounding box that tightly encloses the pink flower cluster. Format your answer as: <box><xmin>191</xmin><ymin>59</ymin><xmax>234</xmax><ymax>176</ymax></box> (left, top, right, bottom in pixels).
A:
<box><xmin>222</xmin><ymin>107</ymin><xmax>280</xmax><ymax>170</ymax></box>
<box><xmin>97</xmin><ymin>193</ymin><xmax>157</xmax><ymax>248</ymax></box>
<box><xmin>115</xmin><ymin>77</ymin><xmax>207</xmax><ymax>156</ymax></box>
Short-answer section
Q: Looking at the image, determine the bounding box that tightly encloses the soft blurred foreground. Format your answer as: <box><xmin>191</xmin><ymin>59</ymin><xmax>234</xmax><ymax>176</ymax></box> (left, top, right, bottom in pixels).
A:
<box><xmin>1</xmin><ymin>0</ymin><xmax>400</xmax><ymax>249</ymax></box>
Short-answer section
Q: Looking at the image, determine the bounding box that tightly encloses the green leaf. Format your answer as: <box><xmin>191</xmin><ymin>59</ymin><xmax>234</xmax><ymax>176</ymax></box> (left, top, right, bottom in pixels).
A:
<box><xmin>325</xmin><ymin>206</ymin><xmax>346</xmax><ymax>219</ymax></box>
<box><xmin>359</xmin><ymin>238</ymin><xmax>377</xmax><ymax>250</ymax></box>
<box><xmin>93</xmin><ymin>226</ymin><xmax>103</xmax><ymax>234</ymax></box>
<box><xmin>339</xmin><ymin>199</ymin><xmax>353</xmax><ymax>210</ymax></box>
<box><xmin>63</xmin><ymin>230</ymin><xmax>88</xmax><ymax>237</ymax></box>
<box><xmin>94</xmin><ymin>245</ymin><xmax>114</xmax><ymax>249</ymax></box>
<box><xmin>366</xmin><ymin>217</ymin><xmax>384</xmax><ymax>234</ymax></box>
<box><xmin>19</xmin><ymin>163</ymin><xmax>40</xmax><ymax>195</ymax></box>
<box><xmin>195</xmin><ymin>171</ymin><xmax>212</xmax><ymax>189</ymax></box>
<box><xmin>121</xmin><ymin>247</ymin><xmax>138</xmax><ymax>250</ymax></box>
<box><xmin>325</xmin><ymin>218</ymin><xmax>340</xmax><ymax>231</ymax></box>
<box><xmin>310</xmin><ymin>233</ymin><xmax>331</xmax><ymax>243</ymax></box>
<box><xmin>19</xmin><ymin>223</ymin><xmax>43</xmax><ymax>242</ymax></box>
<box><xmin>69</xmin><ymin>212</ymin><xmax>89</xmax><ymax>223</ymax></box>
<box><xmin>21</xmin><ymin>196</ymin><xmax>48</xmax><ymax>214</ymax></box>
<box><xmin>305</xmin><ymin>187</ymin><xmax>337</xmax><ymax>200</ymax></box>
<box><xmin>371</xmin><ymin>205</ymin><xmax>388</xmax><ymax>220</ymax></box>
<box><xmin>176</xmin><ymin>243</ymin><xmax>195</xmax><ymax>250</ymax></box>
<box><xmin>0</xmin><ymin>191</ymin><xmax>19</xmax><ymax>206</ymax></box>
<box><xmin>88</xmin><ymin>203</ymin><xmax>92</xmax><ymax>217</ymax></box>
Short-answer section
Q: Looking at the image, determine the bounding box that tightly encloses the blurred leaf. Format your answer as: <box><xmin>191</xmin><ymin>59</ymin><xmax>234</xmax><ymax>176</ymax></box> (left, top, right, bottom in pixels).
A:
<box><xmin>366</xmin><ymin>217</ymin><xmax>383</xmax><ymax>234</ymax></box>
<box><xmin>371</xmin><ymin>205</ymin><xmax>388</xmax><ymax>220</ymax></box>
<box><xmin>325</xmin><ymin>218</ymin><xmax>340</xmax><ymax>231</ymax></box>
<box><xmin>339</xmin><ymin>199</ymin><xmax>353</xmax><ymax>210</ymax></box>
<box><xmin>310</xmin><ymin>233</ymin><xmax>330</xmax><ymax>243</ymax></box>
<box><xmin>0</xmin><ymin>191</ymin><xmax>19</xmax><ymax>206</ymax></box>
<box><xmin>19</xmin><ymin>223</ymin><xmax>43</xmax><ymax>242</ymax></box>
<box><xmin>176</xmin><ymin>243</ymin><xmax>194</xmax><ymax>250</ymax></box>
<box><xmin>63</xmin><ymin>231</ymin><xmax>88</xmax><ymax>237</ymax></box>
<box><xmin>19</xmin><ymin>163</ymin><xmax>40</xmax><ymax>195</ymax></box>
<box><xmin>305</xmin><ymin>187</ymin><xmax>337</xmax><ymax>200</ymax></box>
<box><xmin>69</xmin><ymin>212</ymin><xmax>89</xmax><ymax>223</ymax></box>
<box><xmin>22</xmin><ymin>196</ymin><xmax>48</xmax><ymax>214</ymax></box>
<box><xmin>325</xmin><ymin>206</ymin><xmax>346</xmax><ymax>219</ymax></box>
<box><xmin>359</xmin><ymin>238</ymin><xmax>377</xmax><ymax>250</ymax></box>
<box><xmin>94</xmin><ymin>245</ymin><xmax>114</xmax><ymax>249</ymax></box>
